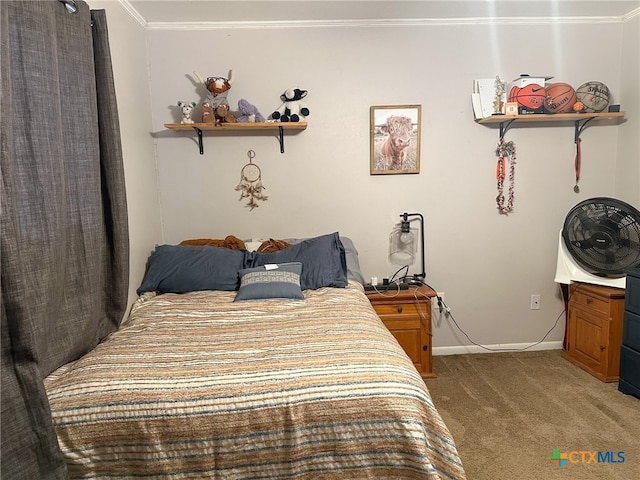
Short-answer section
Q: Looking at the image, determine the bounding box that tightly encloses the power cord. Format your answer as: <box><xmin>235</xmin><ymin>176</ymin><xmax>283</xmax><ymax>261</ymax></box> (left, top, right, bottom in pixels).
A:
<box><xmin>367</xmin><ymin>266</ymin><xmax>411</xmax><ymax>297</ymax></box>
<box><xmin>389</xmin><ymin>265</ymin><xmax>410</xmax><ymax>285</ymax></box>
<box><xmin>412</xmin><ymin>279</ymin><xmax>565</xmax><ymax>353</ymax></box>
<box><xmin>438</xmin><ymin>296</ymin><xmax>564</xmax><ymax>352</ymax></box>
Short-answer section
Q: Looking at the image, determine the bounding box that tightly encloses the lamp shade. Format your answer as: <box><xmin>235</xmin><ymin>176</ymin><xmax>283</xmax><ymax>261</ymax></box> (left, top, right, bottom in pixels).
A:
<box><xmin>389</xmin><ymin>225</ymin><xmax>418</xmax><ymax>266</ymax></box>
<box><xmin>388</xmin><ymin>212</ymin><xmax>426</xmax><ymax>284</ymax></box>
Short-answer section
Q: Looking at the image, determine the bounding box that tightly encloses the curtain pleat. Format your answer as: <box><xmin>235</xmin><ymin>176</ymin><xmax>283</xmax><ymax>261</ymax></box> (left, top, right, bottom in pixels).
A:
<box><xmin>92</xmin><ymin>9</ymin><xmax>130</xmax><ymax>335</ymax></box>
<box><xmin>1</xmin><ymin>1</ymin><xmax>129</xmax><ymax>478</ymax></box>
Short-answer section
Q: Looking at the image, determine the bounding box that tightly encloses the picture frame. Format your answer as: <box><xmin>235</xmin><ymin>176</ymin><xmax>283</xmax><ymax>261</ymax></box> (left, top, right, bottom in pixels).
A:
<box><xmin>370</xmin><ymin>104</ymin><xmax>421</xmax><ymax>175</ymax></box>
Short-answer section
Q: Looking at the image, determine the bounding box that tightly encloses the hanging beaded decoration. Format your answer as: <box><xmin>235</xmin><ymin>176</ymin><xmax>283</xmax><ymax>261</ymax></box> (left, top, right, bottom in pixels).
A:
<box><xmin>573</xmin><ymin>137</ymin><xmax>581</xmax><ymax>193</ymax></box>
<box><xmin>235</xmin><ymin>150</ymin><xmax>268</xmax><ymax>210</ymax></box>
<box><xmin>495</xmin><ymin>137</ymin><xmax>516</xmax><ymax>214</ymax></box>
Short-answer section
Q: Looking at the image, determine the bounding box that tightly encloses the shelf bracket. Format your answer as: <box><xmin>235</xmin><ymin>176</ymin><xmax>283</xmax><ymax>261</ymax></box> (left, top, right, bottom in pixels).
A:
<box><xmin>574</xmin><ymin>117</ymin><xmax>596</xmax><ymax>143</ymax></box>
<box><xmin>499</xmin><ymin>119</ymin><xmax>516</xmax><ymax>139</ymax></box>
<box><xmin>278</xmin><ymin>126</ymin><xmax>285</xmax><ymax>153</ymax></box>
<box><xmin>193</xmin><ymin>127</ymin><xmax>204</xmax><ymax>155</ymax></box>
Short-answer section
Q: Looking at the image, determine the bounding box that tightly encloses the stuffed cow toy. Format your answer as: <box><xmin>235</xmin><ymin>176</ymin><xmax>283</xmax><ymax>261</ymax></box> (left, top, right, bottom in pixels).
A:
<box><xmin>271</xmin><ymin>87</ymin><xmax>309</xmax><ymax>122</ymax></box>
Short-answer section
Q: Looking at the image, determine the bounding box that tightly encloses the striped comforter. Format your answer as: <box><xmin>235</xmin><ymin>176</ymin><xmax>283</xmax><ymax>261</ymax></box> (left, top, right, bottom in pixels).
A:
<box><xmin>45</xmin><ymin>281</ymin><xmax>466</xmax><ymax>479</ymax></box>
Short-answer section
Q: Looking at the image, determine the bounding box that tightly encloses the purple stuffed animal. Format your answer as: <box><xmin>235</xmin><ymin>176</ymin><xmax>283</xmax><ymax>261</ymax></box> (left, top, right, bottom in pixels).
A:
<box><xmin>236</xmin><ymin>98</ymin><xmax>265</xmax><ymax>123</ymax></box>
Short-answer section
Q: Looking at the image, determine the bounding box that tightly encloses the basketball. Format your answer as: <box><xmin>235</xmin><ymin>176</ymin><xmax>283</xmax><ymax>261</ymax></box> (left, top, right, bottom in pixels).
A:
<box><xmin>544</xmin><ymin>82</ymin><xmax>576</xmax><ymax>113</ymax></box>
<box><xmin>508</xmin><ymin>84</ymin><xmax>546</xmax><ymax>111</ymax></box>
<box><xmin>576</xmin><ymin>81</ymin><xmax>610</xmax><ymax>113</ymax></box>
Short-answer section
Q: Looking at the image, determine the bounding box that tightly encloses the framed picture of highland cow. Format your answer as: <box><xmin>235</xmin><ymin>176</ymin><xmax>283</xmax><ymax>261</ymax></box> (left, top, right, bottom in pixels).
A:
<box><xmin>370</xmin><ymin>105</ymin><xmax>421</xmax><ymax>175</ymax></box>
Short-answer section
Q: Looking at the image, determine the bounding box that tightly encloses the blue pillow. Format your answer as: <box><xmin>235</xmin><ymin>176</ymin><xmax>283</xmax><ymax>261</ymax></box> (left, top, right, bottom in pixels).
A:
<box><xmin>137</xmin><ymin>245</ymin><xmax>249</xmax><ymax>294</ymax></box>
<box><xmin>235</xmin><ymin>262</ymin><xmax>304</xmax><ymax>301</ymax></box>
<box><xmin>251</xmin><ymin>232</ymin><xmax>347</xmax><ymax>290</ymax></box>
<box><xmin>285</xmin><ymin>235</ymin><xmax>365</xmax><ymax>285</ymax></box>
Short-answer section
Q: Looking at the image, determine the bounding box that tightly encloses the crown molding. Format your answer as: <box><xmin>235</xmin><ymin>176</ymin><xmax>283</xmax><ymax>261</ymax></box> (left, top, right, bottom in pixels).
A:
<box><xmin>623</xmin><ymin>7</ymin><xmax>640</xmax><ymax>21</ymax></box>
<box><xmin>118</xmin><ymin>0</ymin><xmax>146</xmax><ymax>27</ymax></box>
<box><xmin>118</xmin><ymin>0</ymin><xmax>636</xmax><ymax>31</ymax></box>
<box><xmin>144</xmin><ymin>16</ymin><xmax>626</xmax><ymax>31</ymax></box>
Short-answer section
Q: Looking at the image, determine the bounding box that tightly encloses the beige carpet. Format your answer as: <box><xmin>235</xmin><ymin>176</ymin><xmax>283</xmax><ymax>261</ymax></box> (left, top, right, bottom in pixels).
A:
<box><xmin>425</xmin><ymin>350</ymin><xmax>640</xmax><ymax>480</ymax></box>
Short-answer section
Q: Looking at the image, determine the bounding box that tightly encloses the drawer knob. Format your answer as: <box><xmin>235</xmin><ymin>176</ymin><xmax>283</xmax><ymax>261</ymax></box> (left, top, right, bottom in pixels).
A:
<box><xmin>423</xmin><ymin>345</ymin><xmax>428</xmax><ymax>351</ymax></box>
<box><xmin>586</xmin><ymin>298</ymin><xmax>593</xmax><ymax>304</ymax></box>
<box><xmin>600</xmin><ymin>345</ymin><xmax>606</xmax><ymax>351</ymax></box>
<box><xmin>397</xmin><ymin>306</ymin><xmax>403</xmax><ymax>313</ymax></box>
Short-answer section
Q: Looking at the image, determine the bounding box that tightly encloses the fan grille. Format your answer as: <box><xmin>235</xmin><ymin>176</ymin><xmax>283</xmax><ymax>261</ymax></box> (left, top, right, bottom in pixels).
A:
<box><xmin>562</xmin><ymin>197</ymin><xmax>640</xmax><ymax>277</ymax></box>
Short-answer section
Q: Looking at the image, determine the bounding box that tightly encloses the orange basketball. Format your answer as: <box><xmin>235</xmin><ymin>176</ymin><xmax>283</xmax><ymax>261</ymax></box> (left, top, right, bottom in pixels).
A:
<box><xmin>508</xmin><ymin>84</ymin><xmax>546</xmax><ymax>111</ymax></box>
<box><xmin>544</xmin><ymin>82</ymin><xmax>577</xmax><ymax>113</ymax></box>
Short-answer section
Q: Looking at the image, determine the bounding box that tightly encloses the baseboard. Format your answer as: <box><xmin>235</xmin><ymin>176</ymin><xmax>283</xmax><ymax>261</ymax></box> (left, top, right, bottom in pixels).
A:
<box><xmin>432</xmin><ymin>341</ymin><xmax>563</xmax><ymax>356</ymax></box>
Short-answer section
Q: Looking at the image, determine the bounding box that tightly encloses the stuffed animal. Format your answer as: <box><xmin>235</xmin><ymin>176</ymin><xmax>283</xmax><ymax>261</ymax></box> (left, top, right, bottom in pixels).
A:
<box><xmin>271</xmin><ymin>87</ymin><xmax>309</xmax><ymax>122</ymax></box>
<box><xmin>236</xmin><ymin>98</ymin><xmax>265</xmax><ymax>123</ymax></box>
<box><xmin>178</xmin><ymin>100</ymin><xmax>196</xmax><ymax>124</ymax></box>
<box><xmin>194</xmin><ymin>69</ymin><xmax>234</xmax><ymax>109</ymax></box>
<box><xmin>215</xmin><ymin>104</ymin><xmax>237</xmax><ymax>125</ymax></box>
<box><xmin>201</xmin><ymin>102</ymin><xmax>215</xmax><ymax>124</ymax></box>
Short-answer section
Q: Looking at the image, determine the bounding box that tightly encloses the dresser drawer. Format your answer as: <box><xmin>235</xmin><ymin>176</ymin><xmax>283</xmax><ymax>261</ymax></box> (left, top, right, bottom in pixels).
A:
<box><xmin>625</xmin><ymin>273</ymin><xmax>640</xmax><ymax>316</ymax></box>
<box><xmin>570</xmin><ymin>291</ymin><xmax>609</xmax><ymax>316</ymax></box>
<box><xmin>623</xmin><ymin>311</ymin><xmax>640</xmax><ymax>351</ymax></box>
<box><xmin>620</xmin><ymin>345</ymin><xmax>640</xmax><ymax>391</ymax></box>
<box><xmin>373</xmin><ymin>303</ymin><xmax>421</xmax><ymax>317</ymax></box>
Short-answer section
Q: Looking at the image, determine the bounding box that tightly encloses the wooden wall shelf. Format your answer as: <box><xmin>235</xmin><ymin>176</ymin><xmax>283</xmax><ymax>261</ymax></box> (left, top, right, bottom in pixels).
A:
<box><xmin>164</xmin><ymin>122</ymin><xmax>307</xmax><ymax>154</ymax></box>
<box><xmin>476</xmin><ymin>112</ymin><xmax>624</xmax><ymax>140</ymax></box>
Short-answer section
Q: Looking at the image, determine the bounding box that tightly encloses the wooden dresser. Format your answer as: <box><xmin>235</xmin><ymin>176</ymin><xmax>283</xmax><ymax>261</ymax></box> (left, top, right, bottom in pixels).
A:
<box><xmin>562</xmin><ymin>282</ymin><xmax>625</xmax><ymax>382</ymax></box>
<box><xmin>619</xmin><ymin>268</ymin><xmax>640</xmax><ymax>398</ymax></box>
<box><xmin>365</xmin><ymin>285</ymin><xmax>436</xmax><ymax>378</ymax></box>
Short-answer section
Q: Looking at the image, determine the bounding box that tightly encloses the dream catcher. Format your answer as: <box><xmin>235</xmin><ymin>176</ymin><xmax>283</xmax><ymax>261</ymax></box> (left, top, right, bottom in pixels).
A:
<box><xmin>495</xmin><ymin>137</ymin><xmax>516</xmax><ymax>214</ymax></box>
<box><xmin>235</xmin><ymin>149</ymin><xmax>267</xmax><ymax>210</ymax></box>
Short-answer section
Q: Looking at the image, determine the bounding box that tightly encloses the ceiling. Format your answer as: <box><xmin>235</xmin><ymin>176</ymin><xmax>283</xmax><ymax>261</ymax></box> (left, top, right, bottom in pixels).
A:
<box><xmin>123</xmin><ymin>1</ymin><xmax>640</xmax><ymax>26</ymax></box>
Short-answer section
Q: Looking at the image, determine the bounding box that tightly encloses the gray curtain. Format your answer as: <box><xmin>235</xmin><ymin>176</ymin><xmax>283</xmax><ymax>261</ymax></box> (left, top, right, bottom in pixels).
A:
<box><xmin>1</xmin><ymin>1</ymin><xmax>129</xmax><ymax>478</ymax></box>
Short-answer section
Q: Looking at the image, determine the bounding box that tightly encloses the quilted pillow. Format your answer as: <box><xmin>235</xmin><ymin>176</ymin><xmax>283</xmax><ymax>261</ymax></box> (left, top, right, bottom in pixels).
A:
<box><xmin>234</xmin><ymin>262</ymin><xmax>304</xmax><ymax>301</ymax></box>
<box><xmin>251</xmin><ymin>232</ymin><xmax>347</xmax><ymax>290</ymax></box>
<box><xmin>137</xmin><ymin>245</ymin><xmax>249</xmax><ymax>295</ymax></box>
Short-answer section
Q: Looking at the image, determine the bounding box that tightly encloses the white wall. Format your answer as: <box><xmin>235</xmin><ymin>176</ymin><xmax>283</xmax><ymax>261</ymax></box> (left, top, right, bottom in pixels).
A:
<box><xmin>99</xmin><ymin>9</ymin><xmax>638</xmax><ymax>350</ymax></box>
<box><xmin>616</xmin><ymin>13</ymin><xmax>640</xmax><ymax>206</ymax></box>
<box><xmin>89</xmin><ymin>1</ymin><xmax>163</xmax><ymax>311</ymax></box>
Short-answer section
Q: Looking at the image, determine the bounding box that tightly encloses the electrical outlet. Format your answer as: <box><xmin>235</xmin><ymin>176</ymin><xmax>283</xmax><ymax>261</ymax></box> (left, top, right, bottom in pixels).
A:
<box><xmin>433</xmin><ymin>292</ymin><xmax>445</xmax><ymax>312</ymax></box>
<box><xmin>530</xmin><ymin>294</ymin><xmax>541</xmax><ymax>310</ymax></box>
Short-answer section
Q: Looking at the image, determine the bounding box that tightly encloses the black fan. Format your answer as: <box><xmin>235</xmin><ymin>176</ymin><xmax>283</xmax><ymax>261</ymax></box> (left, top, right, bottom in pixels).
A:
<box><xmin>562</xmin><ymin>197</ymin><xmax>640</xmax><ymax>278</ymax></box>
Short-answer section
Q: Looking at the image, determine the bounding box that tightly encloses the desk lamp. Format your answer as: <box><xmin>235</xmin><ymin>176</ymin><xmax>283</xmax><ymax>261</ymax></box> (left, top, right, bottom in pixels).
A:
<box><xmin>388</xmin><ymin>212</ymin><xmax>425</xmax><ymax>285</ymax></box>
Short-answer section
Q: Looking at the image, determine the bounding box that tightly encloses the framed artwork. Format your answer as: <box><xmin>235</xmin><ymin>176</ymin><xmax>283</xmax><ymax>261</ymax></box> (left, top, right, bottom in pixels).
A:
<box><xmin>370</xmin><ymin>104</ymin><xmax>421</xmax><ymax>175</ymax></box>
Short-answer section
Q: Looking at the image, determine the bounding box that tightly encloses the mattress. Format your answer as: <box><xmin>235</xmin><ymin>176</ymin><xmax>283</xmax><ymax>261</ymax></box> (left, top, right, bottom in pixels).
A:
<box><xmin>45</xmin><ymin>281</ymin><xmax>465</xmax><ymax>479</ymax></box>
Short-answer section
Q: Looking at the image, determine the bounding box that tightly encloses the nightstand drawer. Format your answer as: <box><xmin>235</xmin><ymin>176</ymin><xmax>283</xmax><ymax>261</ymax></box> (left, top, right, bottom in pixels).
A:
<box><xmin>373</xmin><ymin>303</ymin><xmax>421</xmax><ymax>317</ymax></box>
<box><xmin>570</xmin><ymin>291</ymin><xmax>609</xmax><ymax>316</ymax></box>
<box><xmin>380</xmin><ymin>317</ymin><xmax>421</xmax><ymax>330</ymax></box>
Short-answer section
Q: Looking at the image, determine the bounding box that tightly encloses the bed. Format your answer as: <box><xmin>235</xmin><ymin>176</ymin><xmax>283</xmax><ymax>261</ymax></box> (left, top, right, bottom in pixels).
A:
<box><xmin>44</xmin><ymin>233</ymin><xmax>466</xmax><ymax>479</ymax></box>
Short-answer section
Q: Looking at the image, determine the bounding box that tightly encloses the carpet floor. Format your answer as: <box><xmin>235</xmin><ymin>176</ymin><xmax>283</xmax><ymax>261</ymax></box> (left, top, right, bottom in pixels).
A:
<box><xmin>425</xmin><ymin>350</ymin><xmax>640</xmax><ymax>480</ymax></box>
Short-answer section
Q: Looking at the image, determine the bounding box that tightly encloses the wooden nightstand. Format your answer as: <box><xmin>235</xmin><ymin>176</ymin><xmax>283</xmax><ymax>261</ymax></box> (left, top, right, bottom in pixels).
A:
<box><xmin>365</xmin><ymin>285</ymin><xmax>436</xmax><ymax>378</ymax></box>
<box><xmin>562</xmin><ymin>282</ymin><xmax>625</xmax><ymax>382</ymax></box>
